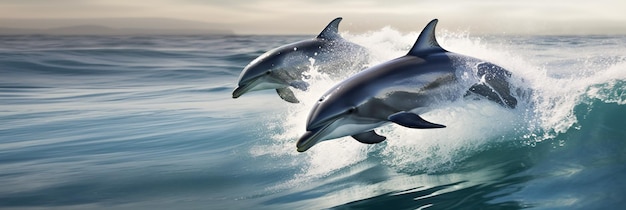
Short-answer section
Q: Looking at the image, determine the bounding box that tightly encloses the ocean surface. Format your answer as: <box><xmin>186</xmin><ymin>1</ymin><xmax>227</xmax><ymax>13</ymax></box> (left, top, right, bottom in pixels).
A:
<box><xmin>1</xmin><ymin>30</ymin><xmax>625</xmax><ymax>210</ymax></box>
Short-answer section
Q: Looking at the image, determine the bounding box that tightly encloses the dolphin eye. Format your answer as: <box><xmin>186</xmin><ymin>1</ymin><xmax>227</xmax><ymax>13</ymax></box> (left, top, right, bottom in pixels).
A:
<box><xmin>347</xmin><ymin>107</ymin><xmax>356</xmax><ymax>114</ymax></box>
<box><xmin>266</xmin><ymin>70</ymin><xmax>272</xmax><ymax>75</ymax></box>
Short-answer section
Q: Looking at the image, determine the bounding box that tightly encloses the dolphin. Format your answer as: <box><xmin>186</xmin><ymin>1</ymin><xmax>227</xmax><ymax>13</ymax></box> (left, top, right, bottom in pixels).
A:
<box><xmin>296</xmin><ymin>19</ymin><xmax>518</xmax><ymax>152</ymax></box>
<box><xmin>232</xmin><ymin>17</ymin><xmax>368</xmax><ymax>103</ymax></box>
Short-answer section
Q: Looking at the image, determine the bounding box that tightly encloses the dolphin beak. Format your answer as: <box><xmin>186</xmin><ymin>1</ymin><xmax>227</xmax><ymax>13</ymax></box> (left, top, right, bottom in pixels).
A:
<box><xmin>232</xmin><ymin>84</ymin><xmax>248</xmax><ymax>98</ymax></box>
<box><xmin>232</xmin><ymin>75</ymin><xmax>275</xmax><ymax>99</ymax></box>
<box><xmin>296</xmin><ymin>130</ymin><xmax>320</xmax><ymax>152</ymax></box>
<box><xmin>297</xmin><ymin>117</ymin><xmax>337</xmax><ymax>152</ymax></box>
<box><xmin>297</xmin><ymin>111</ymin><xmax>347</xmax><ymax>152</ymax></box>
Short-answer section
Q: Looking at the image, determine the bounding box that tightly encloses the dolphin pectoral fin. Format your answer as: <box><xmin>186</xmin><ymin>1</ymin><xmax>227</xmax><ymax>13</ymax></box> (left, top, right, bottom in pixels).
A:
<box><xmin>276</xmin><ymin>88</ymin><xmax>299</xmax><ymax>103</ymax></box>
<box><xmin>388</xmin><ymin>111</ymin><xmax>446</xmax><ymax>129</ymax></box>
<box><xmin>289</xmin><ymin>81</ymin><xmax>309</xmax><ymax>91</ymax></box>
<box><xmin>351</xmin><ymin>130</ymin><xmax>386</xmax><ymax>144</ymax></box>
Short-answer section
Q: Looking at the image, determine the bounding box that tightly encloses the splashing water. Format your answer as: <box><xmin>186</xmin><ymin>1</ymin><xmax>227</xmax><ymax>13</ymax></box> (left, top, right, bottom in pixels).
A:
<box><xmin>2</xmin><ymin>31</ymin><xmax>626</xmax><ymax>209</ymax></box>
<box><xmin>250</xmin><ymin>28</ymin><xmax>626</xmax><ymax>184</ymax></box>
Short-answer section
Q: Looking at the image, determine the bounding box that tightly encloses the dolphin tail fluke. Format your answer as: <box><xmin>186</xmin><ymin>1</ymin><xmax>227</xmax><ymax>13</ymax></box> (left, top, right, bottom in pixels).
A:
<box><xmin>388</xmin><ymin>111</ymin><xmax>446</xmax><ymax>129</ymax></box>
<box><xmin>276</xmin><ymin>88</ymin><xmax>299</xmax><ymax>103</ymax></box>
<box><xmin>468</xmin><ymin>83</ymin><xmax>506</xmax><ymax>105</ymax></box>
<box><xmin>352</xmin><ymin>130</ymin><xmax>386</xmax><ymax>144</ymax></box>
<box><xmin>472</xmin><ymin>63</ymin><xmax>518</xmax><ymax>108</ymax></box>
<box><xmin>317</xmin><ymin>17</ymin><xmax>342</xmax><ymax>40</ymax></box>
<box><xmin>467</xmin><ymin>83</ymin><xmax>517</xmax><ymax>108</ymax></box>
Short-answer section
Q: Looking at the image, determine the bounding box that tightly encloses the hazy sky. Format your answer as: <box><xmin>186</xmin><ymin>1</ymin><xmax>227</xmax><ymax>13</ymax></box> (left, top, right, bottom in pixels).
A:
<box><xmin>1</xmin><ymin>0</ymin><xmax>625</xmax><ymax>34</ymax></box>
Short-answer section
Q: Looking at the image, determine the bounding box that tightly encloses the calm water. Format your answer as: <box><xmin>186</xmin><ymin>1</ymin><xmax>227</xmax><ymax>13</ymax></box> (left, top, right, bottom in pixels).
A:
<box><xmin>1</xmin><ymin>31</ymin><xmax>625</xmax><ymax>209</ymax></box>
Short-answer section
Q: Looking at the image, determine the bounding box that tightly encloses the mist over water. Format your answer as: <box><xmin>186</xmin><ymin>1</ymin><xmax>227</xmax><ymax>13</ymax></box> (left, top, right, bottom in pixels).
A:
<box><xmin>1</xmin><ymin>30</ymin><xmax>625</xmax><ymax>209</ymax></box>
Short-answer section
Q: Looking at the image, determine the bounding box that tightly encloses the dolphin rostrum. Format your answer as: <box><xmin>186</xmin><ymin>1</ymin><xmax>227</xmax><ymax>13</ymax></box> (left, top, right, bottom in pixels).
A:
<box><xmin>296</xmin><ymin>19</ymin><xmax>518</xmax><ymax>152</ymax></box>
<box><xmin>232</xmin><ymin>17</ymin><xmax>368</xmax><ymax>103</ymax></box>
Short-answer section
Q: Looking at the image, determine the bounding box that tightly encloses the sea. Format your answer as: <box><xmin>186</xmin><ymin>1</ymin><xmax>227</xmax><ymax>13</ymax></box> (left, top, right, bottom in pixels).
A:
<box><xmin>1</xmin><ymin>29</ymin><xmax>625</xmax><ymax>210</ymax></box>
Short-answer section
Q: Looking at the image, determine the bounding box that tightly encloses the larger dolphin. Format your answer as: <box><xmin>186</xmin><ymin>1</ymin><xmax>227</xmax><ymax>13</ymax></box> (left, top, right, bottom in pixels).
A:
<box><xmin>232</xmin><ymin>17</ymin><xmax>368</xmax><ymax>103</ymax></box>
<box><xmin>296</xmin><ymin>19</ymin><xmax>518</xmax><ymax>152</ymax></box>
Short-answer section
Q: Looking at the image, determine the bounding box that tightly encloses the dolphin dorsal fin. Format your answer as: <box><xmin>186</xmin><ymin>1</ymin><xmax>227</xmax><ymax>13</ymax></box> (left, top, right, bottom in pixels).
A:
<box><xmin>407</xmin><ymin>19</ymin><xmax>447</xmax><ymax>57</ymax></box>
<box><xmin>317</xmin><ymin>17</ymin><xmax>342</xmax><ymax>40</ymax></box>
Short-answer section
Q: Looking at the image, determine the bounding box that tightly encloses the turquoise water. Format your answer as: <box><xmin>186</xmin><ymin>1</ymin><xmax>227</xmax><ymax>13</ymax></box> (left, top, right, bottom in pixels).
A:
<box><xmin>1</xmin><ymin>32</ymin><xmax>625</xmax><ymax>209</ymax></box>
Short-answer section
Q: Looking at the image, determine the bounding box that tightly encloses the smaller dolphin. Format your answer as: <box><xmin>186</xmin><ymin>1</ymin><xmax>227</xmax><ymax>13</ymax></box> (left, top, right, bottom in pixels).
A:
<box><xmin>296</xmin><ymin>19</ymin><xmax>518</xmax><ymax>152</ymax></box>
<box><xmin>232</xmin><ymin>17</ymin><xmax>368</xmax><ymax>103</ymax></box>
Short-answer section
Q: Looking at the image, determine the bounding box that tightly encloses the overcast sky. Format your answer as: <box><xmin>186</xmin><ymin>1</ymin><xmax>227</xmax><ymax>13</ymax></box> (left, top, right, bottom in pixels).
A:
<box><xmin>1</xmin><ymin>0</ymin><xmax>625</xmax><ymax>34</ymax></box>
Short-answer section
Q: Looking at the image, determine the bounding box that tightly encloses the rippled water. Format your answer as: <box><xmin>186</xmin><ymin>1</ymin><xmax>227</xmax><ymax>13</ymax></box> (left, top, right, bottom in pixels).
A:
<box><xmin>1</xmin><ymin>32</ymin><xmax>625</xmax><ymax>209</ymax></box>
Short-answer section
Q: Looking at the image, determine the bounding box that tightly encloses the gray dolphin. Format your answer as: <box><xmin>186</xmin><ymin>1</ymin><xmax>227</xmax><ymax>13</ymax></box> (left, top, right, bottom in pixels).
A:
<box><xmin>232</xmin><ymin>17</ymin><xmax>368</xmax><ymax>103</ymax></box>
<box><xmin>296</xmin><ymin>19</ymin><xmax>518</xmax><ymax>152</ymax></box>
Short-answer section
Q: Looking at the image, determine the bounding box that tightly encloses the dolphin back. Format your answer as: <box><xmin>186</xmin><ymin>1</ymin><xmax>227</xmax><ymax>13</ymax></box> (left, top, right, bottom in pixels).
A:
<box><xmin>410</xmin><ymin>19</ymin><xmax>518</xmax><ymax>108</ymax></box>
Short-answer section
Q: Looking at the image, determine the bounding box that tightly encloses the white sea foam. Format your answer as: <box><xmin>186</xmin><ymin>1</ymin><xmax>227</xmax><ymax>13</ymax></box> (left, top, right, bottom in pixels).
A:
<box><xmin>250</xmin><ymin>28</ymin><xmax>626</xmax><ymax>182</ymax></box>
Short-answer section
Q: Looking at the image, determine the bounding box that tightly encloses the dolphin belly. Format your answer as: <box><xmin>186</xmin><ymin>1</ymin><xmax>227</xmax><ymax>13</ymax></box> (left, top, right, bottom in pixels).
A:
<box><xmin>322</xmin><ymin>120</ymin><xmax>387</xmax><ymax>141</ymax></box>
